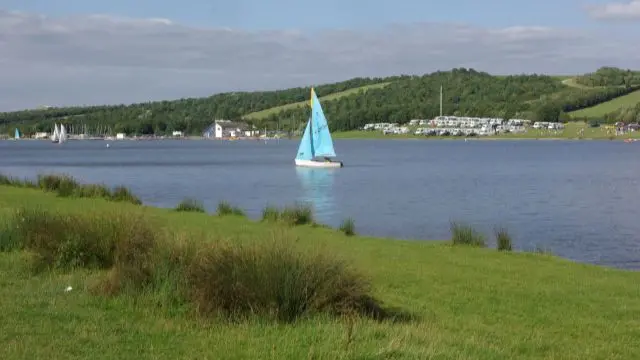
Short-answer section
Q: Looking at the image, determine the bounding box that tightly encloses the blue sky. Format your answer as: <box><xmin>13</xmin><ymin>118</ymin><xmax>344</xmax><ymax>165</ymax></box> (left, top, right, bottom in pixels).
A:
<box><xmin>0</xmin><ymin>0</ymin><xmax>624</xmax><ymax>29</ymax></box>
<box><xmin>1</xmin><ymin>1</ymin><xmax>639</xmax><ymax>110</ymax></box>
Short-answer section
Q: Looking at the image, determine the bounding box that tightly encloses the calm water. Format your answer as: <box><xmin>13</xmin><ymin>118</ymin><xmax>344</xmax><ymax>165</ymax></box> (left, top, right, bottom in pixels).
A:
<box><xmin>1</xmin><ymin>139</ymin><xmax>639</xmax><ymax>270</ymax></box>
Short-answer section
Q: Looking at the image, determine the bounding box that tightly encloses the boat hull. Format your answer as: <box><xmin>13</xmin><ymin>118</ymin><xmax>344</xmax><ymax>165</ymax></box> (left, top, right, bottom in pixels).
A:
<box><xmin>294</xmin><ymin>159</ymin><xmax>343</xmax><ymax>168</ymax></box>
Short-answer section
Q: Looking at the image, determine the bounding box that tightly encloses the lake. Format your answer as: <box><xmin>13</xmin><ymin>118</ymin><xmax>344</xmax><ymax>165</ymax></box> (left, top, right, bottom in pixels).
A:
<box><xmin>1</xmin><ymin>138</ymin><xmax>639</xmax><ymax>270</ymax></box>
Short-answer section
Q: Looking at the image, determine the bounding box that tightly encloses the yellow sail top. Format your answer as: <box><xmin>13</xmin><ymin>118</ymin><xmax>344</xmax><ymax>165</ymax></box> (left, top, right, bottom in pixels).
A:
<box><xmin>310</xmin><ymin>87</ymin><xmax>315</xmax><ymax>108</ymax></box>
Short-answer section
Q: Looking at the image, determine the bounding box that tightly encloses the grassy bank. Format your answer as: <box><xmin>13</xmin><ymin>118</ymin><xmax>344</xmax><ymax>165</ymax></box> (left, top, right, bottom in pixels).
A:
<box><xmin>333</xmin><ymin>122</ymin><xmax>640</xmax><ymax>140</ymax></box>
<box><xmin>1</xmin><ymin>181</ymin><xmax>639</xmax><ymax>359</ymax></box>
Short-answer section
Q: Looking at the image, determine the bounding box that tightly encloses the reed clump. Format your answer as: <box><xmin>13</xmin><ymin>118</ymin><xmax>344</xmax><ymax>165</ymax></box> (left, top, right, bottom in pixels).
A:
<box><xmin>450</xmin><ymin>221</ymin><xmax>487</xmax><ymax>247</ymax></box>
<box><xmin>1</xmin><ymin>173</ymin><xmax>142</xmax><ymax>205</ymax></box>
<box><xmin>261</xmin><ymin>203</ymin><xmax>315</xmax><ymax>226</ymax></box>
<box><xmin>494</xmin><ymin>227</ymin><xmax>513</xmax><ymax>252</ymax></box>
<box><xmin>216</xmin><ymin>201</ymin><xmax>245</xmax><ymax>216</ymax></box>
<box><xmin>174</xmin><ymin>198</ymin><xmax>206</xmax><ymax>213</ymax></box>
<box><xmin>339</xmin><ymin>217</ymin><xmax>356</xmax><ymax>236</ymax></box>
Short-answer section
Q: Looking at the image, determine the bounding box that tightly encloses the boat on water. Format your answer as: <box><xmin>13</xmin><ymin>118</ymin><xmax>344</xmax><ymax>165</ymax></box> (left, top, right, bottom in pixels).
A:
<box><xmin>13</xmin><ymin>128</ymin><xmax>20</xmax><ymax>140</ymax></box>
<box><xmin>59</xmin><ymin>124</ymin><xmax>67</xmax><ymax>143</ymax></box>
<box><xmin>51</xmin><ymin>123</ymin><xmax>60</xmax><ymax>143</ymax></box>
<box><xmin>294</xmin><ymin>88</ymin><xmax>343</xmax><ymax>168</ymax></box>
<box><xmin>50</xmin><ymin>123</ymin><xmax>67</xmax><ymax>143</ymax></box>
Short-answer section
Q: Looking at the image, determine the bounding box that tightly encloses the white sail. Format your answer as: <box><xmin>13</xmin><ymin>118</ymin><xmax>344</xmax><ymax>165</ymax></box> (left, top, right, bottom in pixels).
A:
<box><xmin>59</xmin><ymin>124</ymin><xmax>67</xmax><ymax>143</ymax></box>
<box><xmin>51</xmin><ymin>123</ymin><xmax>60</xmax><ymax>142</ymax></box>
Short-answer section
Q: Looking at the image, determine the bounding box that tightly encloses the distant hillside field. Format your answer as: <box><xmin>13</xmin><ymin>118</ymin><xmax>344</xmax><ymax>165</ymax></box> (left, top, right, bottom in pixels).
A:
<box><xmin>569</xmin><ymin>89</ymin><xmax>640</xmax><ymax>119</ymax></box>
<box><xmin>243</xmin><ymin>82</ymin><xmax>390</xmax><ymax>120</ymax></box>
<box><xmin>562</xmin><ymin>78</ymin><xmax>594</xmax><ymax>89</ymax></box>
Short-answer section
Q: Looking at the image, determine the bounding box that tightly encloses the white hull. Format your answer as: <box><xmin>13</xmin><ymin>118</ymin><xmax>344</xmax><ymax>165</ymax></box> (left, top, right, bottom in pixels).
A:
<box><xmin>295</xmin><ymin>158</ymin><xmax>343</xmax><ymax>168</ymax></box>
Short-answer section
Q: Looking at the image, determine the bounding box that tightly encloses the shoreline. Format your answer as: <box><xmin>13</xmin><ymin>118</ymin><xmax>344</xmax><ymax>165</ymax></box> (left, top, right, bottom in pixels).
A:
<box><xmin>1</xmin><ymin>136</ymin><xmax>633</xmax><ymax>142</ymax></box>
<box><xmin>0</xmin><ymin>172</ymin><xmax>636</xmax><ymax>272</ymax></box>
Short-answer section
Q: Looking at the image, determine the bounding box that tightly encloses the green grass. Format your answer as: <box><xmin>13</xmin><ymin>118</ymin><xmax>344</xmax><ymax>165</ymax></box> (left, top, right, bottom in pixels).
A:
<box><xmin>1</xmin><ymin>185</ymin><xmax>640</xmax><ymax>359</ymax></box>
<box><xmin>243</xmin><ymin>83</ymin><xmax>390</xmax><ymax>120</ymax></box>
<box><xmin>561</xmin><ymin>77</ymin><xmax>595</xmax><ymax>89</ymax></box>
<box><xmin>332</xmin><ymin>122</ymin><xmax>640</xmax><ymax>140</ymax></box>
<box><xmin>568</xmin><ymin>89</ymin><xmax>640</xmax><ymax>118</ymax></box>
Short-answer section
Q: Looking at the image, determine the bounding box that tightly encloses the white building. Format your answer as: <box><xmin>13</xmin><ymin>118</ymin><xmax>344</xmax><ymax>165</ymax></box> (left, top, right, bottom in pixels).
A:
<box><xmin>204</xmin><ymin>120</ymin><xmax>256</xmax><ymax>139</ymax></box>
<box><xmin>33</xmin><ymin>132</ymin><xmax>49</xmax><ymax>139</ymax></box>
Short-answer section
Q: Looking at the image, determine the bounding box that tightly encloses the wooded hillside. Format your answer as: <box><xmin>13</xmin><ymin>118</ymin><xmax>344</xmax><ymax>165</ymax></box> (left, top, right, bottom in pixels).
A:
<box><xmin>2</xmin><ymin>67</ymin><xmax>640</xmax><ymax>136</ymax></box>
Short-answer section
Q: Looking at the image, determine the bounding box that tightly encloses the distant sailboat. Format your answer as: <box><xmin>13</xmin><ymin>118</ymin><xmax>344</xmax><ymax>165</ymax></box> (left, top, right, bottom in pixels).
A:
<box><xmin>51</xmin><ymin>123</ymin><xmax>60</xmax><ymax>143</ymax></box>
<box><xmin>294</xmin><ymin>88</ymin><xmax>343</xmax><ymax>168</ymax></box>
<box><xmin>59</xmin><ymin>124</ymin><xmax>67</xmax><ymax>143</ymax></box>
<box><xmin>14</xmin><ymin>128</ymin><xmax>20</xmax><ymax>140</ymax></box>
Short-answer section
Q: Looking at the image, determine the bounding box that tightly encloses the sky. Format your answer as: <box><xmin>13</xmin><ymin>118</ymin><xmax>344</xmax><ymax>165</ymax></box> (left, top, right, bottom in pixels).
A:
<box><xmin>1</xmin><ymin>0</ymin><xmax>640</xmax><ymax>111</ymax></box>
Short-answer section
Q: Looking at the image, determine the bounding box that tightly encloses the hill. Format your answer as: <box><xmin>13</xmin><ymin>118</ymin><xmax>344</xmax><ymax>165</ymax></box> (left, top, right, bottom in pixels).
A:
<box><xmin>569</xmin><ymin>89</ymin><xmax>640</xmax><ymax>120</ymax></box>
<box><xmin>0</xmin><ymin>76</ymin><xmax>402</xmax><ymax>136</ymax></box>
<box><xmin>1</xmin><ymin>181</ymin><xmax>639</xmax><ymax>359</ymax></box>
<box><xmin>2</xmin><ymin>67</ymin><xmax>640</xmax><ymax>136</ymax></box>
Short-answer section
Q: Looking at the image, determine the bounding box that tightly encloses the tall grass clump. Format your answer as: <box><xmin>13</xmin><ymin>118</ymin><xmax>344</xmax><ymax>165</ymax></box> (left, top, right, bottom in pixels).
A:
<box><xmin>0</xmin><ymin>214</ymin><xmax>22</xmax><ymax>252</ymax></box>
<box><xmin>450</xmin><ymin>221</ymin><xmax>487</xmax><ymax>247</ymax></box>
<box><xmin>187</xmin><ymin>239</ymin><xmax>384</xmax><ymax>322</ymax></box>
<box><xmin>494</xmin><ymin>227</ymin><xmax>513</xmax><ymax>251</ymax></box>
<box><xmin>280</xmin><ymin>202</ymin><xmax>314</xmax><ymax>226</ymax></box>
<box><xmin>37</xmin><ymin>174</ymin><xmax>79</xmax><ymax>197</ymax></box>
<box><xmin>339</xmin><ymin>217</ymin><xmax>356</xmax><ymax>236</ymax></box>
<box><xmin>261</xmin><ymin>205</ymin><xmax>281</xmax><ymax>222</ymax></box>
<box><xmin>111</xmin><ymin>185</ymin><xmax>142</xmax><ymax>205</ymax></box>
<box><xmin>216</xmin><ymin>201</ymin><xmax>245</xmax><ymax>216</ymax></box>
<box><xmin>3</xmin><ymin>173</ymin><xmax>143</xmax><ymax>205</ymax></box>
<box><xmin>9</xmin><ymin>207</ymin><xmax>157</xmax><ymax>272</ymax></box>
<box><xmin>5</xmin><ymin>208</ymin><xmax>402</xmax><ymax>323</ymax></box>
<box><xmin>0</xmin><ymin>173</ymin><xmax>15</xmax><ymax>185</ymax></box>
<box><xmin>74</xmin><ymin>183</ymin><xmax>112</xmax><ymax>199</ymax></box>
<box><xmin>0</xmin><ymin>173</ymin><xmax>35</xmax><ymax>188</ymax></box>
<box><xmin>174</xmin><ymin>198</ymin><xmax>206</xmax><ymax>213</ymax></box>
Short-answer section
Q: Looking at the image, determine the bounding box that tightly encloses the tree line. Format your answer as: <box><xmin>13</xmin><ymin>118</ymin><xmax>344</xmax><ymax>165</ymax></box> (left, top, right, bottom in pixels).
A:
<box><xmin>1</xmin><ymin>67</ymin><xmax>639</xmax><ymax>136</ymax></box>
<box><xmin>603</xmin><ymin>103</ymin><xmax>640</xmax><ymax>124</ymax></box>
<box><xmin>574</xmin><ymin>67</ymin><xmax>640</xmax><ymax>87</ymax></box>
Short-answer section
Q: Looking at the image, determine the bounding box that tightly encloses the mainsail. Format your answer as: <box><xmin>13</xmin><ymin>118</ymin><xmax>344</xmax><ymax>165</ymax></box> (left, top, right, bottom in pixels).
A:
<box><xmin>309</xmin><ymin>88</ymin><xmax>336</xmax><ymax>157</ymax></box>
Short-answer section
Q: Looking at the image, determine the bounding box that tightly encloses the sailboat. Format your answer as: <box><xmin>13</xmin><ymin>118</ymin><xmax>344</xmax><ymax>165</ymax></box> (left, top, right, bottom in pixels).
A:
<box><xmin>59</xmin><ymin>124</ymin><xmax>67</xmax><ymax>143</ymax></box>
<box><xmin>14</xmin><ymin>128</ymin><xmax>20</xmax><ymax>140</ymax></box>
<box><xmin>51</xmin><ymin>123</ymin><xmax>60</xmax><ymax>143</ymax></box>
<box><xmin>294</xmin><ymin>88</ymin><xmax>343</xmax><ymax>168</ymax></box>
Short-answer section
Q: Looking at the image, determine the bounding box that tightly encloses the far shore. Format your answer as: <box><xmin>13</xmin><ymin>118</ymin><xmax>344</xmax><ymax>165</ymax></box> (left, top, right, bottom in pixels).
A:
<box><xmin>1</xmin><ymin>136</ymin><xmax>635</xmax><ymax>142</ymax></box>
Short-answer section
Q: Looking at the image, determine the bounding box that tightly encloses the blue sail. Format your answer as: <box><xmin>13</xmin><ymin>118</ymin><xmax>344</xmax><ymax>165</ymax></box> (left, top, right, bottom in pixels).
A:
<box><xmin>295</xmin><ymin>117</ymin><xmax>314</xmax><ymax>160</ymax></box>
<box><xmin>14</xmin><ymin>128</ymin><xmax>19</xmax><ymax>139</ymax></box>
<box><xmin>309</xmin><ymin>89</ymin><xmax>336</xmax><ymax>157</ymax></box>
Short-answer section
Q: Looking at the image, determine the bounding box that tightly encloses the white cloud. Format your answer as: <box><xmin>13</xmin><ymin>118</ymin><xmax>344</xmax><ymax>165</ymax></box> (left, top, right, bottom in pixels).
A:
<box><xmin>0</xmin><ymin>10</ymin><xmax>639</xmax><ymax>111</ymax></box>
<box><xmin>586</xmin><ymin>1</ymin><xmax>640</xmax><ymax>20</ymax></box>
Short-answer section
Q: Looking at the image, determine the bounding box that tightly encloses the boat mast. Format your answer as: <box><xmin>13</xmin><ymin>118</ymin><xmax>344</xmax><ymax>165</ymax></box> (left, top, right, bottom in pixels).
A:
<box><xmin>440</xmin><ymin>84</ymin><xmax>443</xmax><ymax>117</ymax></box>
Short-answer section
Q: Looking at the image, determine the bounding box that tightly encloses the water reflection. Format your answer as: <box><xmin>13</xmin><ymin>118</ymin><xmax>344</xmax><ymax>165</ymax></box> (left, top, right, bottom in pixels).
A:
<box><xmin>294</xmin><ymin>167</ymin><xmax>337</xmax><ymax>223</ymax></box>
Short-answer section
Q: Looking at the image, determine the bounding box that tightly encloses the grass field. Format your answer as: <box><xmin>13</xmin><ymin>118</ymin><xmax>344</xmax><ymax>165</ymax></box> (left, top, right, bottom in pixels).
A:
<box><xmin>332</xmin><ymin>122</ymin><xmax>640</xmax><ymax>140</ymax></box>
<box><xmin>568</xmin><ymin>90</ymin><xmax>640</xmax><ymax>119</ymax></box>
<box><xmin>243</xmin><ymin>82</ymin><xmax>390</xmax><ymax>120</ymax></box>
<box><xmin>1</xmin><ymin>183</ymin><xmax>640</xmax><ymax>359</ymax></box>
<box><xmin>561</xmin><ymin>78</ymin><xmax>594</xmax><ymax>89</ymax></box>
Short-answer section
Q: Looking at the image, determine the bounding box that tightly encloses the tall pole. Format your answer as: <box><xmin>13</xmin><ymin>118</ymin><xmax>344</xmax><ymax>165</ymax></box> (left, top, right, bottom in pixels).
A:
<box><xmin>440</xmin><ymin>84</ymin><xmax>443</xmax><ymax>117</ymax></box>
